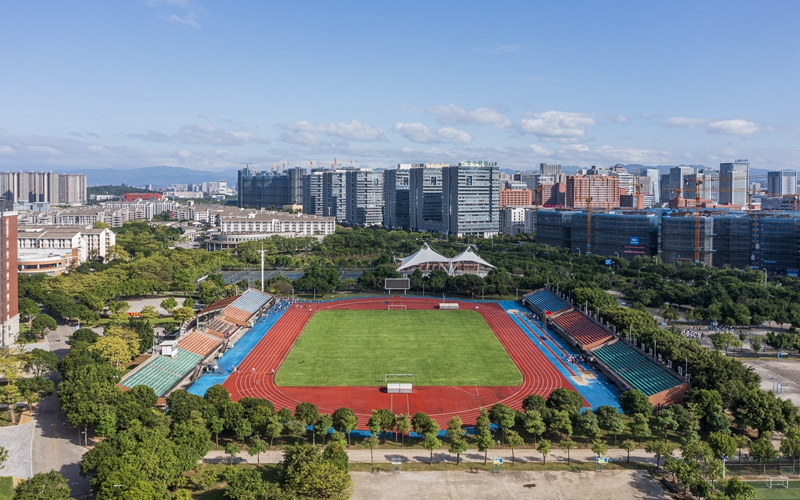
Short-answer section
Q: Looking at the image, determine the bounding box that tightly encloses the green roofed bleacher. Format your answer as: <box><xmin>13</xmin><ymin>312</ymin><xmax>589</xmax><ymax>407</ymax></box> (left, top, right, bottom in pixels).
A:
<box><xmin>121</xmin><ymin>349</ymin><xmax>203</xmax><ymax>397</ymax></box>
<box><xmin>593</xmin><ymin>342</ymin><xmax>682</xmax><ymax>397</ymax></box>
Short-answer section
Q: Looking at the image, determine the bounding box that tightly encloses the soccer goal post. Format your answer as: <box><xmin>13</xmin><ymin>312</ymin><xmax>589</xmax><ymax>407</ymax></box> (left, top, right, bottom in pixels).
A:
<box><xmin>767</xmin><ymin>477</ymin><xmax>789</xmax><ymax>489</ymax></box>
<box><xmin>388</xmin><ymin>303</ymin><xmax>407</xmax><ymax>311</ymax></box>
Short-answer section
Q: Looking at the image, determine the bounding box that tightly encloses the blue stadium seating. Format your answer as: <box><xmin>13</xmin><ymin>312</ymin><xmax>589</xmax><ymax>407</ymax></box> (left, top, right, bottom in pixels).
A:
<box><xmin>524</xmin><ymin>290</ymin><xmax>570</xmax><ymax>314</ymax></box>
<box><xmin>231</xmin><ymin>290</ymin><xmax>271</xmax><ymax>314</ymax></box>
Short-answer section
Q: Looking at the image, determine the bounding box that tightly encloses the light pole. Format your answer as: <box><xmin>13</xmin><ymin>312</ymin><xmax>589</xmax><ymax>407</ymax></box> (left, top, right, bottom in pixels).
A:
<box><xmin>762</xmin><ymin>268</ymin><xmax>767</xmax><ymax>288</ymax></box>
<box><xmin>292</xmin><ymin>288</ymin><xmax>295</xmax><ymax>301</ymax></box>
<box><xmin>705</xmin><ymin>276</ymin><xmax>710</xmax><ymax>285</ymax></box>
<box><xmin>614</xmin><ymin>252</ymin><xmax>619</xmax><ymax>258</ymax></box>
<box><xmin>313</xmin><ymin>289</ymin><xmax>316</xmax><ymax>301</ymax></box>
<box><xmin>481</xmin><ymin>288</ymin><xmax>484</xmax><ymax>301</ymax></box>
<box><xmin>422</xmin><ymin>283</ymin><xmax>425</xmax><ymax>296</ymax></box>
<box><xmin>515</xmin><ymin>287</ymin><xmax>519</xmax><ymax>301</ymax></box>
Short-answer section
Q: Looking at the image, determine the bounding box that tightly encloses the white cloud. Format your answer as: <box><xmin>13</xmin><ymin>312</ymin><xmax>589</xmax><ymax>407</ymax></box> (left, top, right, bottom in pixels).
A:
<box><xmin>662</xmin><ymin>116</ymin><xmax>709</xmax><ymax>128</ymax></box>
<box><xmin>128</xmin><ymin>122</ymin><xmax>265</xmax><ymax>146</ymax></box>
<box><xmin>706</xmin><ymin>119</ymin><xmax>762</xmax><ymax>136</ymax></box>
<box><xmin>530</xmin><ymin>144</ymin><xmax>553</xmax><ymax>156</ymax></box>
<box><xmin>88</xmin><ymin>145</ymin><xmax>115</xmax><ymax>155</ymax></box>
<box><xmin>427</xmin><ymin>104</ymin><xmax>511</xmax><ymax>129</ymax></box>
<box><xmin>280</xmin><ymin>120</ymin><xmax>385</xmax><ymax>142</ymax></box>
<box><xmin>489</xmin><ymin>44</ymin><xmax>521</xmax><ymax>54</ymax></box>
<box><xmin>614</xmin><ymin>115</ymin><xmax>629</xmax><ymax>123</ymax></box>
<box><xmin>26</xmin><ymin>145</ymin><xmax>63</xmax><ymax>155</ymax></box>
<box><xmin>168</xmin><ymin>14</ymin><xmax>200</xmax><ymax>28</ymax></box>
<box><xmin>0</xmin><ymin>146</ymin><xmax>14</xmax><ymax>155</ymax></box>
<box><xmin>392</xmin><ymin>122</ymin><xmax>473</xmax><ymax>144</ymax></box>
<box><xmin>278</xmin><ymin>131</ymin><xmax>322</xmax><ymax>147</ymax></box>
<box><xmin>519</xmin><ymin>111</ymin><xmax>596</xmax><ymax>141</ymax></box>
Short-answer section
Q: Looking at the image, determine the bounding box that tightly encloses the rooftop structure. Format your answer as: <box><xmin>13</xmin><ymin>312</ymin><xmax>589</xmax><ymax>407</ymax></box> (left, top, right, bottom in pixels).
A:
<box><xmin>395</xmin><ymin>243</ymin><xmax>494</xmax><ymax>277</ymax></box>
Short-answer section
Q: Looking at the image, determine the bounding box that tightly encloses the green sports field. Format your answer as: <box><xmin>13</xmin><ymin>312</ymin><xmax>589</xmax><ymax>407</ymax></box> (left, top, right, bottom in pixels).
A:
<box><xmin>749</xmin><ymin>480</ymin><xmax>800</xmax><ymax>499</ymax></box>
<box><xmin>275</xmin><ymin>310</ymin><xmax>522</xmax><ymax>387</ymax></box>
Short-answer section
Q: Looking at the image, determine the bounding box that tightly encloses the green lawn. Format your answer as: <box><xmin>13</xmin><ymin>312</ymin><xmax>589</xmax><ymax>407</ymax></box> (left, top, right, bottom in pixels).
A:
<box><xmin>0</xmin><ymin>476</ymin><xmax>12</xmax><ymax>500</ymax></box>
<box><xmin>276</xmin><ymin>310</ymin><xmax>522</xmax><ymax>387</ymax></box>
<box><xmin>750</xmin><ymin>481</ymin><xmax>800</xmax><ymax>499</ymax></box>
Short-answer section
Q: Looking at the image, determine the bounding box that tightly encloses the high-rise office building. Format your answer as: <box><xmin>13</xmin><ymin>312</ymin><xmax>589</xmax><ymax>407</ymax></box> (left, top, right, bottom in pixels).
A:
<box><xmin>0</xmin><ymin>208</ymin><xmax>18</xmax><ymax>347</ymax></box>
<box><xmin>409</xmin><ymin>164</ymin><xmax>446</xmax><ymax>232</ymax></box>
<box><xmin>767</xmin><ymin>171</ymin><xmax>797</xmax><ymax>197</ymax></box>
<box><xmin>237</xmin><ymin>167</ymin><xmax>304</xmax><ymax>208</ymax></box>
<box><xmin>0</xmin><ymin>172</ymin><xmax>86</xmax><ymax>205</ymax></box>
<box><xmin>442</xmin><ymin>161</ymin><xmax>500</xmax><ymax>237</ymax></box>
<box><xmin>346</xmin><ymin>169</ymin><xmax>383</xmax><ymax>226</ymax></box>
<box><xmin>719</xmin><ymin>160</ymin><xmax>750</xmax><ymax>207</ymax></box>
<box><xmin>667</xmin><ymin>166</ymin><xmax>696</xmax><ymax>201</ymax></box>
<box><xmin>644</xmin><ymin>168</ymin><xmax>662</xmax><ymax>204</ymax></box>
<box><xmin>302</xmin><ymin>169</ymin><xmax>325</xmax><ymax>216</ymax></box>
<box><xmin>383</xmin><ymin>165</ymin><xmax>411</xmax><ymax>229</ymax></box>
<box><xmin>540</xmin><ymin>163</ymin><xmax>562</xmax><ymax>176</ymax></box>
<box><xmin>322</xmin><ymin>169</ymin><xmax>349</xmax><ymax>222</ymax></box>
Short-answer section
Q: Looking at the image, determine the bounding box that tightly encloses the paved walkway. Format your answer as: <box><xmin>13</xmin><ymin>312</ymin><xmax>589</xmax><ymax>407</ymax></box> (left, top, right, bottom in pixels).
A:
<box><xmin>0</xmin><ymin>419</ymin><xmax>33</xmax><ymax>479</ymax></box>
<box><xmin>204</xmin><ymin>445</ymin><xmax>658</xmax><ymax>466</ymax></box>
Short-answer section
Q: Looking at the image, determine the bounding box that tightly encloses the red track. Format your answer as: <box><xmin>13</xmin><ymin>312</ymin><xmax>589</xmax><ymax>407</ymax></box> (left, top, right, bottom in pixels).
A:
<box><xmin>223</xmin><ymin>298</ymin><xmax>576</xmax><ymax>427</ymax></box>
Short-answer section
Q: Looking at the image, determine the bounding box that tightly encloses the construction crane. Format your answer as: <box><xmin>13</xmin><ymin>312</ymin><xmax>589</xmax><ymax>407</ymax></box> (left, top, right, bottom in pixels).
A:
<box><xmin>332</xmin><ymin>157</ymin><xmax>338</xmax><ymax>170</ymax></box>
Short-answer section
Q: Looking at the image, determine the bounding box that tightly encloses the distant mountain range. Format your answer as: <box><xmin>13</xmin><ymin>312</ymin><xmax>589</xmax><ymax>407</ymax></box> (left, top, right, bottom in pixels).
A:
<box><xmin>46</xmin><ymin>163</ymin><xmax>780</xmax><ymax>188</ymax></box>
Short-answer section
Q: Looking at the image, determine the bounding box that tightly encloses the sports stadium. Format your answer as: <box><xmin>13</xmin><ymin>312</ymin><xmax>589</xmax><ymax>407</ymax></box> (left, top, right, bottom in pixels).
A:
<box><xmin>119</xmin><ymin>249</ymin><xmax>689</xmax><ymax>428</ymax></box>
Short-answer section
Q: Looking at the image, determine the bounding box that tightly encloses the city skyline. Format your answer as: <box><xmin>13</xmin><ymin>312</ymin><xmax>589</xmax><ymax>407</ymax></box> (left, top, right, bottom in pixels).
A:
<box><xmin>1</xmin><ymin>1</ymin><xmax>798</xmax><ymax>173</ymax></box>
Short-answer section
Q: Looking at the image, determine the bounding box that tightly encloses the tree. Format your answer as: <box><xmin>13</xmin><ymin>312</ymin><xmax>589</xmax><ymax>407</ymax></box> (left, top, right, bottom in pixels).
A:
<box><xmin>645</xmin><ymin>440</ymin><xmax>673</xmax><ymax>469</ymax></box>
<box><xmin>204</xmin><ymin>384</ymin><xmax>231</xmax><ymax>408</ymax></box>
<box><xmin>656</xmin><ymin>406</ymin><xmax>680</xmax><ymax>442</ymax></box>
<box><xmin>561</xmin><ymin>439</ymin><xmax>577</xmax><ymax>464</ymax></box>
<box><xmin>522</xmin><ymin>394</ymin><xmax>547</xmax><ymax>413</ymax></box>
<box><xmin>139</xmin><ymin>305</ymin><xmax>159</xmax><ymax>320</ymax></box>
<box><xmin>630</xmin><ymin>413</ymin><xmax>652</xmax><ymax>445</ymax></box>
<box><xmin>537</xmin><ymin>439</ymin><xmax>551</xmax><ymax>464</ymax></box>
<box><xmin>224</xmin><ymin>442</ymin><xmax>240</xmax><ymax>465</ymax></box>
<box><xmin>591</xmin><ymin>439</ymin><xmax>608</xmax><ymax>459</ymax></box>
<box><xmin>524</xmin><ymin>410</ymin><xmax>546</xmax><ymax>444</ymax></box>
<box><xmin>445</xmin><ymin>415</ymin><xmax>466</xmax><ymax>441</ymax></box>
<box><xmin>88</xmin><ymin>335</ymin><xmax>135</xmax><ymax>369</ymax></box>
<box><xmin>234</xmin><ymin>418</ymin><xmax>253</xmax><ymax>444</ymax></box>
<box><xmin>575</xmin><ymin>411</ymin><xmax>601</xmax><ymax>443</ymax></box>
<box><xmin>12</xmin><ymin>471</ymin><xmax>71</xmax><ymax>500</ymax></box>
<box><xmin>421</xmin><ymin>421</ymin><xmax>441</xmax><ymax>465</ymax></box>
<box><xmin>30</xmin><ymin>314</ymin><xmax>57</xmax><ymax>338</ymax></box>
<box><xmin>265</xmin><ymin>414</ymin><xmax>284</xmax><ymax>447</ymax></box>
<box><xmin>449</xmin><ymin>435</ymin><xmax>468</xmax><ymax>465</ymax></box>
<box><xmin>546</xmin><ymin>388</ymin><xmax>583</xmax><ymax>414</ymax></box>
<box><xmin>749</xmin><ymin>433</ymin><xmax>778</xmax><ymax>473</ymax></box>
<box><xmin>507</xmin><ymin>430</ymin><xmax>524</xmax><ymax>464</ymax></box>
<box><xmin>708</xmin><ymin>431</ymin><xmax>738</xmax><ymax>459</ymax></box>
<box><xmin>621</xmin><ymin>439</ymin><xmax>636</xmax><ymax>463</ymax></box>
<box><xmin>295</xmin><ymin>402</ymin><xmax>319</xmax><ymax>426</ymax></box>
<box><xmin>780</xmin><ymin>426</ymin><xmax>800</xmax><ymax>468</ymax></box>
<box><xmin>332</xmin><ymin>407</ymin><xmax>358</xmax><ymax>445</ymax></box>
<box><xmin>595</xmin><ymin>405</ymin><xmax>625</xmax><ymax>445</ymax></box>
<box><xmin>361</xmin><ymin>434</ymin><xmax>379</xmax><ymax>465</ymax></box>
<box><xmin>23</xmin><ymin>348</ymin><xmax>58</xmax><ymax>377</ymax></box>
<box><xmin>0</xmin><ymin>446</ymin><xmax>6</xmax><ymax>470</ymax></box>
<box><xmin>0</xmin><ymin>383</ymin><xmax>23</xmax><ymax>424</ymax></box>
<box><xmin>160</xmin><ymin>297</ymin><xmax>178</xmax><ymax>313</ymax></box>
<box><xmin>285</xmin><ymin>419</ymin><xmax>307</xmax><ymax>443</ymax></box>
<box><xmin>476</xmin><ymin>428</ymin><xmax>494</xmax><ymax>465</ymax></box>
<box><xmin>322</xmin><ymin>439</ymin><xmax>349</xmax><ymax>473</ymax></box>
<box><xmin>749</xmin><ymin>336</ymin><xmax>762</xmax><ymax>357</ymax></box>
<box><xmin>247</xmin><ymin>436</ymin><xmax>267</xmax><ymax>465</ymax></box>
<box><xmin>368</xmin><ymin>408</ymin><xmax>396</xmax><ymax>443</ymax></box>
<box><xmin>620</xmin><ymin>390</ymin><xmax>652</xmax><ymax>417</ymax></box>
<box><xmin>724</xmin><ymin>477</ymin><xmax>756</xmax><ymax>500</ymax></box>
<box><xmin>411</xmin><ymin>411</ymin><xmax>434</xmax><ymax>435</ymax></box>
<box><xmin>550</xmin><ymin>409</ymin><xmax>573</xmax><ymax>438</ymax></box>
<box><xmin>70</xmin><ymin>328</ymin><xmax>99</xmax><ymax>347</ymax></box>
<box><xmin>172</xmin><ymin>306</ymin><xmax>195</xmax><ymax>325</ymax></box>
<box><xmin>291</xmin><ymin>460</ymin><xmax>353</xmax><ymax>499</ymax></box>
<box><xmin>18</xmin><ymin>297</ymin><xmax>39</xmax><ymax>322</ymax></box>
<box><xmin>209</xmin><ymin>416</ymin><xmax>224</xmax><ymax>446</ymax></box>
<box><xmin>395</xmin><ymin>414</ymin><xmax>411</xmax><ymax>447</ymax></box>
<box><xmin>315</xmin><ymin>414</ymin><xmax>333</xmax><ymax>446</ymax></box>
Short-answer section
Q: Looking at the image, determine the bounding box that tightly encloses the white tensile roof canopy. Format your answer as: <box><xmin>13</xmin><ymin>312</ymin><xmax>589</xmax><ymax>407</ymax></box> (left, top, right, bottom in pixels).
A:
<box><xmin>395</xmin><ymin>243</ymin><xmax>494</xmax><ymax>276</ymax></box>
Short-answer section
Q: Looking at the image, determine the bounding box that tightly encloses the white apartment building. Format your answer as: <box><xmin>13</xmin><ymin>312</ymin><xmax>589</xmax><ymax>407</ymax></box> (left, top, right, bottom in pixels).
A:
<box><xmin>17</xmin><ymin>226</ymin><xmax>116</xmax><ymax>272</ymax></box>
<box><xmin>218</xmin><ymin>211</ymin><xmax>336</xmax><ymax>236</ymax></box>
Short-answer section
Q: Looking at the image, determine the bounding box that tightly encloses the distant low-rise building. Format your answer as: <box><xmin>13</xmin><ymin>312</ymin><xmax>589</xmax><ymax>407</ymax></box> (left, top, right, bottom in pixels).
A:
<box><xmin>17</xmin><ymin>226</ymin><xmax>116</xmax><ymax>273</ymax></box>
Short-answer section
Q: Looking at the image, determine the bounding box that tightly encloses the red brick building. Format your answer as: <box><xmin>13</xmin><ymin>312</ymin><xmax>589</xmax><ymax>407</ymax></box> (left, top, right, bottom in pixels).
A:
<box><xmin>122</xmin><ymin>193</ymin><xmax>163</xmax><ymax>202</ymax></box>
<box><xmin>1</xmin><ymin>211</ymin><xmax>18</xmax><ymax>347</ymax></box>
<box><xmin>499</xmin><ymin>188</ymin><xmax>532</xmax><ymax>207</ymax></box>
<box><xmin>566</xmin><ymin>175</ymin><xmax>620</xmax><ymax>209</ymax></box>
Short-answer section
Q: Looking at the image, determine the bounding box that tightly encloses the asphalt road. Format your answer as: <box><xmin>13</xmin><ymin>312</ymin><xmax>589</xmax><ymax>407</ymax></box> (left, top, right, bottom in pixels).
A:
<box><xmin>29</xmin><ymin>324</ymin><xmax>92</xmax><ymax>498</ymax></box>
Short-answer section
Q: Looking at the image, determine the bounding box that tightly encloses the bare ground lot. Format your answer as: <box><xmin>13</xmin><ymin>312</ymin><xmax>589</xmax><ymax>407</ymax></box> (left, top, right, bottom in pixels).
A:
<box><xmin>743</xmin><ymin>357</ymin><xmax>800</xmax><ymax>407</ymax></box>
<box><xmin>350</xmin><ymin>469</ymin><xmax>668</xmax><ymax>500</ymax></box>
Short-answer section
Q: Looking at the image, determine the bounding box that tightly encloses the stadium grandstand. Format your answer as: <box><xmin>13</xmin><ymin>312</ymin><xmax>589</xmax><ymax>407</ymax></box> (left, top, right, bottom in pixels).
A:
<box><xmin>550</xmin><ymin>310</ymin><xmax>614</xmax><ymax>350</ymax></box>
<box><xmin>592</xmin><ymin>341</ymin><xmax>688</xmax><ymax>398</ymax></box>
<box><xmin>395</xmin><ymin>243</ymin><xmax>495</xmax><ymax>278</ymax></box>
<box><xmin>522</xmin><ymin>289</ymin><xmax>571</xmax><ymax>317</ymax></box>
<box><xmin>119</xmin><ymin>330</ymin><xmax>224</xmax><ymax>398</ymax></box>
<box><xmin>522</xmin><ymin>287</ymin><xmax>689</xmax><ymax>405</ymax></box>
<box><xmin>197</xmin><ymin>288</ymin><xmax>274</xmax><ymax>328</ymax></box>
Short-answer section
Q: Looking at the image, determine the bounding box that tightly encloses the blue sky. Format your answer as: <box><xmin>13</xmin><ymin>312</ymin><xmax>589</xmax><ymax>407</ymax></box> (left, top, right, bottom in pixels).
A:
<box><xmin>0</xmin><ymin>1</ymin><xmax>798</xmax><ymax>173</ymax></box>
